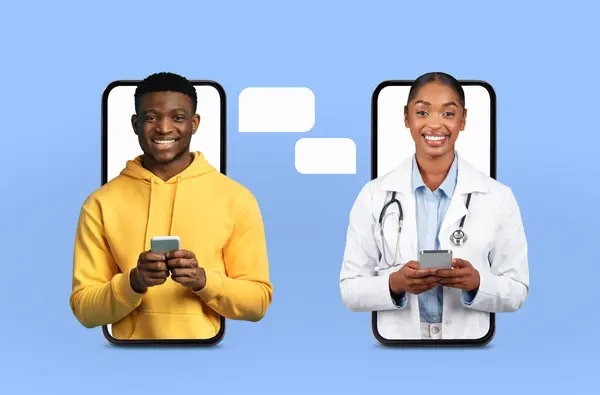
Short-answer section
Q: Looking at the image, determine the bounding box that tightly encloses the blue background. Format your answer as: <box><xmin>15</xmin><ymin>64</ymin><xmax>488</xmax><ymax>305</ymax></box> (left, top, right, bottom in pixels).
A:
<box><xmin>1</xmin><ymin>0</ymin><xmax>598</xmax><ymax>393</ymax></box>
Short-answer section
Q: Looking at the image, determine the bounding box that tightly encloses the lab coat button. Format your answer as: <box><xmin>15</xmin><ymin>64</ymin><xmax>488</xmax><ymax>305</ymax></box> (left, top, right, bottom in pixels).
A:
<box><xmin>431</xmin><ymin>326</ymin><xmax>440</xmax><ymax>334</ymax></box>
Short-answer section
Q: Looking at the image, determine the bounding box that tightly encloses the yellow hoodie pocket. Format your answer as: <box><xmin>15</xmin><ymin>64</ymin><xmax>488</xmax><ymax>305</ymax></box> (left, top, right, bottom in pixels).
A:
<box><xmin>129</xmin><ymin>310</ymin><xmax>217</xmax><ymax>340</ymax></box>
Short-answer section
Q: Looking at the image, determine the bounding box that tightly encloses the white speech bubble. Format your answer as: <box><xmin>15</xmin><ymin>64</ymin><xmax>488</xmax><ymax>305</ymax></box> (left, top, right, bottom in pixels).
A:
<box><xmin>295</xmin><ymin>138</ymin><xmax>357</xmax><ymax>174</ymax></box>
<box><xmin>239</xmin><ymin>87</ymin><xmax>315</xmax><ymax>132</ymax></box>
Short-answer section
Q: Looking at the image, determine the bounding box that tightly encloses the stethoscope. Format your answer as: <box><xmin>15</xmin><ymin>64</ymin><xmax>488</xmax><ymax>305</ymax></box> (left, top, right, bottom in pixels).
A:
<box><xmin>377</xmin><ymin>191</ymin><xmax>472</xmax><ymax>271</ymax></box>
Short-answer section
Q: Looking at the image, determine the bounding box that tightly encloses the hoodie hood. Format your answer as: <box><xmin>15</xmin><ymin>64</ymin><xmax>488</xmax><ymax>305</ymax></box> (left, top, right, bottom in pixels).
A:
<box><xmin>120</xmin><ymin>151</ymin><xmax>215</xmax><ymax>183</ymax></box>
<box><xmin>119</xmin><ymin>151</ymin><xmax>216</xmax><ymax>250</ymax></box>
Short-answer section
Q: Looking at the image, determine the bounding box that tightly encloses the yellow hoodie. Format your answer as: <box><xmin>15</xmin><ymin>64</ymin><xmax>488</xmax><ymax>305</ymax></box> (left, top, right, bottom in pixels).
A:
<box><xmin>70</xmin><ymin>152</ymin><xmax>273</xmax><ymax>340</ymax></box>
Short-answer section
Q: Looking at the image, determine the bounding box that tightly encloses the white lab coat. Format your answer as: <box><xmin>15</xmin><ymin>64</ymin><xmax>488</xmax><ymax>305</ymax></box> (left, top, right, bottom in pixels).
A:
<box><xmin>339</xmin><ymin>154</ymin><xmax>529</xmax><ymax>341</ymax></box>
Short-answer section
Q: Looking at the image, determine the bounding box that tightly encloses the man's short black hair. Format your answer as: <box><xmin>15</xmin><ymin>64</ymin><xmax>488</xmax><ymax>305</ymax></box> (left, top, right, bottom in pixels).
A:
<box><xmin>134</xmin><ymin>72</ymin><xmax>197</xmax><ymax>113</ymax></box>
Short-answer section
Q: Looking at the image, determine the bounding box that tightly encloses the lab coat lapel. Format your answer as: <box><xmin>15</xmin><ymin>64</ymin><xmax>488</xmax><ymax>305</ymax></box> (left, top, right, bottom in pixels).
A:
<box><xmin>439</xmin><ymin>155</ymin><xmax>489</xmax><ymax>236</ymax></box>
<box><xmin>439</xmin><ymin>193</ymin><xmax>468</xmax><ymax>238</ymax></box>
<box><xmin>380</xmin><ymin>156</ymin><xmax>419</xmax><ymax>261</ymax></box>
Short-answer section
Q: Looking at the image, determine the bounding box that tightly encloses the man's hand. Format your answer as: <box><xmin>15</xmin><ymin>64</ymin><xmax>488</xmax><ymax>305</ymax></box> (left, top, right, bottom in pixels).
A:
<box><xmin>130</xmin><ymin>251</ymin><xmax>170</xmax><ymax>294</ymax></box>
<box><xmin>165</xmin><ymin>250</ymin><xmax>206</xmax><ymax>292</ymax></box>
<box><xmin>389</xmin><ymin>261</ymin><xmax>440</xmax><ymax>295</ymax></box>
<box><xmin>436</xmin><ymin>258</ymin><xmax>480</xmax><ymax>291</ymax></box>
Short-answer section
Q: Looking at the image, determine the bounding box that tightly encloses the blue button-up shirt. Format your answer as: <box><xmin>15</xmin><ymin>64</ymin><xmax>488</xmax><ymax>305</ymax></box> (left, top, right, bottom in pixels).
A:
<box><xmin>390</xmin><ymin>153</ymin><xmax>476</xmax><ymax>320</ymax></box>
<box><xmin>413</xmin><ymin>154</ymin><xmax>457</xmax><ymax>323</ymax></box>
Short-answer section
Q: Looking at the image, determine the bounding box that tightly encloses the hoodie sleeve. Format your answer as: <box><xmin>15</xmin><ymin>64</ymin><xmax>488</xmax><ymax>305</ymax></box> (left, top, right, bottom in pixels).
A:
<box><xmin>194</xmin><ymin>193</ymin><xmax>273</xmax><ymax>322</ymax></box>
<box><xmin>70</xmin><ymin>201</ymin><xmax>143</xmax><ymax>328</ymax></box>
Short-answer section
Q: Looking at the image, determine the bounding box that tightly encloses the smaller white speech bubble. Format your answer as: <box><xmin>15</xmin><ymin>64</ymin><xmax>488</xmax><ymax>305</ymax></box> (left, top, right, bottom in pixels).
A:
<box><xmin>295</xmin><ymin>138</ymin><xmax>357</xmax><ymax>175</ymax></box>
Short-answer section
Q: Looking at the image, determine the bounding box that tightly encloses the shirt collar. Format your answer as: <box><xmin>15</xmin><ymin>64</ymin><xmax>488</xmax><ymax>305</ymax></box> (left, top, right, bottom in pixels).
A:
<box><xmin>412</xmin><ymin>152</ymin><xmax>459</xmax><ymax>198</ymax></box>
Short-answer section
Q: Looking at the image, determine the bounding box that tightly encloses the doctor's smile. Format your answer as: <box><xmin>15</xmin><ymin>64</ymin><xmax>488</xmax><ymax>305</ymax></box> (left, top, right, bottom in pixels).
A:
<box><xmin>339</xmin><ymin>72</ymin><xmax>529</xmax><ymax>343</ymax></box>
<box><xmin>423</xmin><ymin>133</ymin><xmax>450</xmax><ymax>147</ymax></box>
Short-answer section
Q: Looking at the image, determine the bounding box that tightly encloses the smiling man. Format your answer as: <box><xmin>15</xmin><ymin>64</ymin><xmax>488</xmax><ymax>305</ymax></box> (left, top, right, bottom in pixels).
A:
<box><xmin>70</xmin><ymin>72</ymin><xmax>273</xmax><ymax>341</ymax></box>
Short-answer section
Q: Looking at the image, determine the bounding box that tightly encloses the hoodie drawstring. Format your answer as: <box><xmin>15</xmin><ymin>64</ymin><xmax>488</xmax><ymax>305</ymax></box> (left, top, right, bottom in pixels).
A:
<box><xmin>144</xmin><ymin>178</ymin><xmax>156</xmax><ymax>251</ymax></box>
<box><xmin>143</xmin><ymin>176</ymin><xmax>182</xmax><ymax>251</ymax></box>
<box><xmin>169</xmin><ymin>176</ymin><xmax>181</xmax><ymax>236</ymax></box>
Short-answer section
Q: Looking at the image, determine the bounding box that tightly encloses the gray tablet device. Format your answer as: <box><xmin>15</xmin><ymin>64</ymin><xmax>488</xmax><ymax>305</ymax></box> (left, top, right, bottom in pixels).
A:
<box><xmin>419</xmin><ymin>250</ymin><xmax>453</xmax><ymax>270</ymax></box>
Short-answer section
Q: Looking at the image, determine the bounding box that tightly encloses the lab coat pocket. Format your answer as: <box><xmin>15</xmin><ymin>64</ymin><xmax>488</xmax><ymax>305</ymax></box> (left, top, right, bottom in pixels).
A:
<box><xmin>374</xmin><ymin>259</ymin><xmax>405</xmax><ymax>281</ymax></box>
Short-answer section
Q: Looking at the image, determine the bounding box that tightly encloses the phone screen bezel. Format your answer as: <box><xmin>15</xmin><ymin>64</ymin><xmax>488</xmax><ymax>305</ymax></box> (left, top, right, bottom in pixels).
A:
<box><xmin>100</xmin><ymin>80</ymin><xmax>227</xmax><ymax>347</ymax></box>
<box><xmin>371</xmin><ymin>80</ymin><xmax>497</xmax><ymax>347</ymax></box>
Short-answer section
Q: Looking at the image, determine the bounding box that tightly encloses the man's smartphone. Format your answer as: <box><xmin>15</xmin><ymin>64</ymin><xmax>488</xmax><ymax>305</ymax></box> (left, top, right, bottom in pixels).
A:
<box><xmin>151</xmin><ymin>236</ymin><xmax>180</xmax><ymax>253</ymax></box>
<box><xmin>419</xmin><ymin>250</ymin><xmax>453</xmax><ymax>270</ymax></box>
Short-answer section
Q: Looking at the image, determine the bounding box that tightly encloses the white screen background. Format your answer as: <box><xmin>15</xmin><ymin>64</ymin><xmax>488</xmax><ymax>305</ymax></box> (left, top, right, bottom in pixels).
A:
<box><xmin>104</xmin><ymin>83</ymin><xmax>223</xmax><ymax>338</ymax></box>
<box><xmin>376</xmin><ymin>84</ymin><xmax>492</xmax><ymax>177</ymax></box>
<box><xmin>374</xmin><ymin>82</ymin><xmax>493</xmax><ymax>341</ymax></box>
<box><xmin>105</xmin><ymin>84</ymin><xmax>223</xmax><ymax>182</ymax></box>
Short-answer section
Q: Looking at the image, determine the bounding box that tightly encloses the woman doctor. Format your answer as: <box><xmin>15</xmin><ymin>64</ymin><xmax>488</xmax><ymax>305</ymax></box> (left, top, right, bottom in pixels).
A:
<box><xmin>339</xmin><ymin>72</ymin><xmax>529</xmax><ymax>341</ymax></box>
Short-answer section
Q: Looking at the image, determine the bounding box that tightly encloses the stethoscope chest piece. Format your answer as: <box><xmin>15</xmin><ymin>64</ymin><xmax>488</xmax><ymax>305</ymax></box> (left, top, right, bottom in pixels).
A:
<box><xmin>450</xmin><ymin>229</ymin><xmax>468</xmax><ymax>246</ymax></box>
<box><xmin>448</xmin><ymin>193</ymin><xmax>472</xmax><ymax>246</ymax></box>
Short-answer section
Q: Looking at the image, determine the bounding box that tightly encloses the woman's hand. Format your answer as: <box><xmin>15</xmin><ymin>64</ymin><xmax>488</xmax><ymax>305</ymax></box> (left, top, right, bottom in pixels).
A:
<box><xmin>436</xmin><ymin>258</ymin><xmax>480</xmax><ymax>292</ymax></box>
